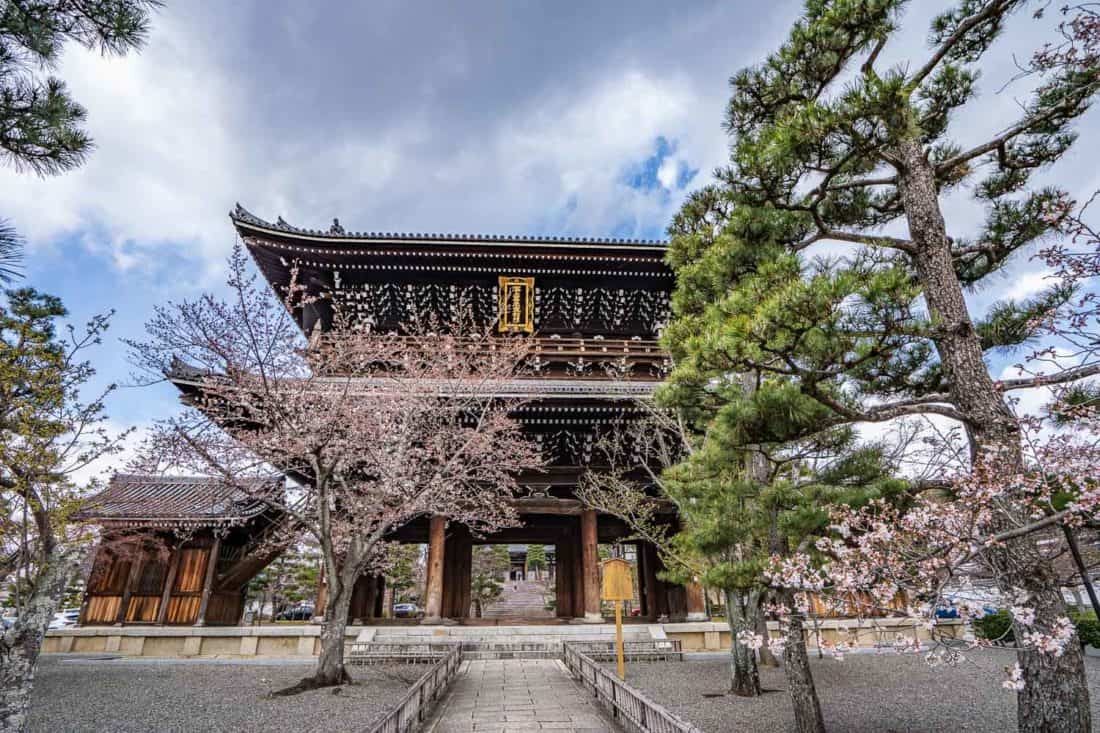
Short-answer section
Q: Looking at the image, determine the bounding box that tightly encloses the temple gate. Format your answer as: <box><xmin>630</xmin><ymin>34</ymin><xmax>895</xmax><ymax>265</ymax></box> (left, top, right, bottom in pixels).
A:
<box><xmin>77</xmin><ymin>206</ymin><xmax>707</xmax><ymax>624</ymax></box>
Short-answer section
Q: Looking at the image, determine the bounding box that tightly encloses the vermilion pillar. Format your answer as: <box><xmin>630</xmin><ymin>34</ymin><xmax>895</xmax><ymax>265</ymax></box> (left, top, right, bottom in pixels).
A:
<box><xmin>422</xmin><ymin>515</ymin><xmax>446</xmax><ymax>622</ymax></box>
<box><xmin>580</xmin><ymin>509</ymin><xmax>602</xmax><ymax>622</ymax></box>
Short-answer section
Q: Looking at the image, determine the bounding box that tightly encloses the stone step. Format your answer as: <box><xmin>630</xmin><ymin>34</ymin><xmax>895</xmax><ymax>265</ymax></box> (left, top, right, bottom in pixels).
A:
<box><xmin>371</xmin><ymin>624</ymin><xmax>655</xmax><ymax>646</ymax></box>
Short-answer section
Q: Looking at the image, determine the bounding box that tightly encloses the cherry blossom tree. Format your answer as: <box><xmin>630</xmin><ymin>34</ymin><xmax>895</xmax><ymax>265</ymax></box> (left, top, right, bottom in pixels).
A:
<box><xmin>128</xmin><ymin>246</ymin><xmax>542</xmax><ymax>691</ymax></box>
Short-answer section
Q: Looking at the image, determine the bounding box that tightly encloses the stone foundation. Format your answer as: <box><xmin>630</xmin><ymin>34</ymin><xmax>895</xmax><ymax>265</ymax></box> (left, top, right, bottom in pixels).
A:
<box><xmin>664</xmin><ymin>618</ymin><xmax>964</xmax><ymax>652</ymax></box>
<box><xmin>45</xmin><ymin>618</ymin><xmax>964</xmax><ymax>658</ymax></box>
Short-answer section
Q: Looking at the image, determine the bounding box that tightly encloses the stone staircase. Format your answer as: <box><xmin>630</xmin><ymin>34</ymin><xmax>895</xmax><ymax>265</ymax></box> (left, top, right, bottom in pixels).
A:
<box><xmin>482</xmin><ymin>579</ymin><xmax>553</xmax><ymax>619</ymax></box>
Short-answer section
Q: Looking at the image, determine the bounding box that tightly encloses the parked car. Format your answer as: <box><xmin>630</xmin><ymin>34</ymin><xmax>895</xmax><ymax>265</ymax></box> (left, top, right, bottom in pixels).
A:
<box><xmin>275</xmin><ymin>604</ymin><xmax>314</xmax><ymax>621</ymax></box>
<box><xmin>48</xmin><ymin>609</ymin><xmax>80</xmax><ymax>630</ymax></box>
<box><xmin>392</xmin><ymin>603</ymin><xmax>420</xmax><ymax>619</ymax></box>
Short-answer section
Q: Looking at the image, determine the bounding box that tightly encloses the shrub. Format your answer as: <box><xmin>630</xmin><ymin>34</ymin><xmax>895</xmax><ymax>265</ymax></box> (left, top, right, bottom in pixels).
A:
<box><xmin>973</xmin><ymin>610</ymin><xmax>1014</xmax><ymax>644</ymax></box>
<box><xmin>1071</xmin><ymin>611</ymin><xmax>1100</xmax><ymax>649</ymax></box>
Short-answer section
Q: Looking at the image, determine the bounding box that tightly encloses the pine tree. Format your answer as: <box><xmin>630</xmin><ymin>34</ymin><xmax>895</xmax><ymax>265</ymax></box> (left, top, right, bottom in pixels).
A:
<box><xmin>525</xmin><ymin>544</ymin><xmax>547</xmax><ymax>581</ymax></box>
<box><xmin>663</xmin><ymin>2</ymin><xmax>1100</xmax><ymax>729</ymax></box>
<box><xmin>0</xmin><ymin>0</ymin><xmax>161</xmax><ymax>279</ymax></box>
<box><xmin>471</xmin><ymin>545</ymin><xmax>509</xmax><ymax>617</ymax></box>
<box><xmin>579</xmin><ymin>404</ymin><xmax>900</xmax><ymax>728</ymax></box>
<box><xmin>0</xmin><ymin>289</ymin><xmax>125</xmax><ymax>729</ymax></box>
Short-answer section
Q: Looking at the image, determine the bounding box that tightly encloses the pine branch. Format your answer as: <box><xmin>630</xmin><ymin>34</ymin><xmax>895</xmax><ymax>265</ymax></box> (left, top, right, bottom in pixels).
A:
<box><xmin>0</xmin><ymin>218</ymin><xmax>23</xmax><ymax>282</ymax></box>
<box><xmin>911</xmin><ymin>0</ymin><xmax>1013</xmax><ymax>88</ymax></box>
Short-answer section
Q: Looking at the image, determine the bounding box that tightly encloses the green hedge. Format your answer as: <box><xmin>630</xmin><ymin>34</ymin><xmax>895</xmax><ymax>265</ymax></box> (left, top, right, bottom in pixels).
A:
<box><xmin>1071</xmin><ymin>611</ymin><xmax>1100</xmax><ymax>649</ymax></box>
<box><xmin>973</xmin><ymin>608</ymin><xmax>1100</xmax><ymax>648</ymax></box>
<box><xmin>973</xmin><ymin>610</ymin><xmax>1014</xmax><ymax>644</ymax></box>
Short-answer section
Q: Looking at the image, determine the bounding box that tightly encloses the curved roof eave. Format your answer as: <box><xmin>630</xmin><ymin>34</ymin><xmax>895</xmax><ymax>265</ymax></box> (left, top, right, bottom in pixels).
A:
<box><xmin>230</xmin><ymin>204</ymin><xmax>670</xmax><ymax>253</ymax></box>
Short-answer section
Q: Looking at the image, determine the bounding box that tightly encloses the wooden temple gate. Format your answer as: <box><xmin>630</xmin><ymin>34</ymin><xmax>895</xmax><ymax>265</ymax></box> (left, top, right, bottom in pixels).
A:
<box><xmin>77</xmin><ymin>207</ymin><xmax>709</xmax><ymax>626</ymax></box>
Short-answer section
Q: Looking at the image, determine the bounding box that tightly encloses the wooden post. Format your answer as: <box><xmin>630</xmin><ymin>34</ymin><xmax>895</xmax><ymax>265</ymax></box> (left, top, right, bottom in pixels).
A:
<box><xmin>602</xmin><ymin>559</ymin><xmax>632</xmax><ymax>680</ymax></box>
<box><xmin>555</xmin><ymin>539</ymin><xmax>574</xmax><ymax>618</ymax></box>
<box><xmin>423</xmin><ymin>515</ymin><xmax>446</xmax><ymax>622</ymax></box>
<box><xmin>193</xmin><ymin>535</ymin><xmax>222</xmax><ymax>627</ymax></box>
<box><xmin>580</xmin><ymin>509</ymin><xmax>601</xmax><ymax>623</ymax></box>
<box><xmin>441</xmin><ymin>524</ymin><xmax>472</xmax><ymax>618</ymax></box>
<box><xmin>614</xmin><ymin>601</ymin><xmax>625</xmax><ymax>679</ymax></box>
<box><xmin>570</xmin><ymin>523</ymin><xmax>586</xmax><ymax>617</ymax></box>
<box><xmin>156</xmin><ymin>547</ymin><xmax>182</xmax><ymax>625</ymax></box>
<box><xmin>686</xmin><ymin>581</ymin><xmax>707</xmax><ymax>621</ymax></box>
<box><xmin>116</xmin><ymin>549</ymin><xmax>145</xmax><ymax>626</ymax></box>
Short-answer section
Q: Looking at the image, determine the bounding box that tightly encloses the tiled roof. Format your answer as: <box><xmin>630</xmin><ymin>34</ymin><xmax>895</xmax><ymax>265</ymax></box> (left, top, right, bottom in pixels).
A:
<box><xmin>230</xmin><ymin>203</ymin><xmax>668</xmax><ymax>248</ymax></box>
<box><xmin>78</xmin><ymin>474</ymin><xmax>278</xmax><ymax>527</ymax></box>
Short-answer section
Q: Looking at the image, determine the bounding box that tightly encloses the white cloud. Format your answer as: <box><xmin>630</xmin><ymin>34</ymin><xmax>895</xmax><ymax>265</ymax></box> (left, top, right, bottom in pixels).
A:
<box><xmin>657</xmin><ymin>156</ymin><xmax>680</xmax><ymax>190</ymax></box>
<box><xmin>0</xmin><ymin>12</ymin><xmax>241</xmax><ymax>282</ymax></box>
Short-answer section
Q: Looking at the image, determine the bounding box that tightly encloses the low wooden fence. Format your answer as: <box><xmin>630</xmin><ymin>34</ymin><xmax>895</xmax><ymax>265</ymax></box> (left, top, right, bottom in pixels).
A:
<box><xmin>563</xmin><ymin>642</ymin><xmax>704</xmax><ymax>733</ymax></box>
<box><xmin>366</xmin><ymin>644</ymin><xmax>463</xmax><ymax>733</ymax></box>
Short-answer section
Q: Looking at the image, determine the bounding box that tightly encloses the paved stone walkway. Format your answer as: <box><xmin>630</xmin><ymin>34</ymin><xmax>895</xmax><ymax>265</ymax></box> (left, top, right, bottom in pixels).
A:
<box><xmin>427</xmin><ymin>659</ymin><xmax>616</xmax><ymax>733</ymax></box>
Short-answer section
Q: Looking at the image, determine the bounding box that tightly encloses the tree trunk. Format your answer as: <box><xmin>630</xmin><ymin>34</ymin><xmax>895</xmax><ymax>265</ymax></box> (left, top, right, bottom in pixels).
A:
<box><xmin>311</xmin><ymin>578</ymin><xmax>352</xmax><ymax>688</ymax></box>
<box><xmin>724</xmin><ymin>589</ymin><xmax>762</xmax><ymax>697</ymax></box>
<box><xmin>0</xmin><ymin>546</ymin><xmax>80</xmax><ymax>733</ymax></box>
<box><xmin>275</xmin><ymin>572</ymin><xmax>353</xmax><ymax>694</ymax></box>
<box><xmin>781</xmin><ymin>598</ymin><xmax>825</xmax><ymax>733</ymax></box>
<box><xmin>897</xmin><ymin>137</ymin><xmax>1091</xmax><ymax>732</ymax></box>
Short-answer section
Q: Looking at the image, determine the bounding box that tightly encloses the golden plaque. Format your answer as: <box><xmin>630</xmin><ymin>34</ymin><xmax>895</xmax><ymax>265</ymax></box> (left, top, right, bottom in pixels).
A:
<box><xmin>498</xmin><ymin>276</ymin><xmax>535</xmax><ymax>333</ymax></box>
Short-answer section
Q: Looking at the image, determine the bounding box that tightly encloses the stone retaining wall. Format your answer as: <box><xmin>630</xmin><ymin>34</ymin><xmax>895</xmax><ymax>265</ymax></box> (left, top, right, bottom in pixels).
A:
<box><xmin>663</xmin><ymin>618</ymin><xmax>964</xmax><ymax>652</ymax></box>
<box><xmin>44</xmin><ymin>618</ymin><xmax>965</xmax><ymax>658</ymax></box>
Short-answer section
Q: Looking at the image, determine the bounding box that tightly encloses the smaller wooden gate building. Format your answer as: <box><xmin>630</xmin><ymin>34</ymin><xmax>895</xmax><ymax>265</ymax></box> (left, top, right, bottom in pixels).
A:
<box><xmin>76</xmin><ymin>475</ymin><xmax>287</xmax><ymax>626</ymax></box>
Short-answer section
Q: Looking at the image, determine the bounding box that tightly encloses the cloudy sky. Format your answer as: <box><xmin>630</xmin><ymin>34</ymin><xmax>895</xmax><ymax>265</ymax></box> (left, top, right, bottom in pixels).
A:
<box><xmin>2</xmin><ymin>0</ymin><xmax>1098</xmax><ymax>479</ymax></box>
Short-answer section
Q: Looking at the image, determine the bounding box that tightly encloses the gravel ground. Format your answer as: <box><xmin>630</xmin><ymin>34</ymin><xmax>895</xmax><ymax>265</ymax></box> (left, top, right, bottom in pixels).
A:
<box><xmin>28</xmin><ymin>656</ymin><xmax>422</xmax><ymax>733</ymax></box>
<box><xmin>614</xmin><ymin>650</ymin><xmax>1100</xmax><ymax>733</ymax></box>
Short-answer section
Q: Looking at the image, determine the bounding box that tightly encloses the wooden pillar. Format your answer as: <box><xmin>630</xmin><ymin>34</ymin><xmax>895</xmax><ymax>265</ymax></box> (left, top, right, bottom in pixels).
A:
<box><xmin>115</xmin><ymin>548</ymin><xmax>145</xmax><ymax>626</ymax></box>
<box><xmin>373</xmin><ymin>576</ymin><xmax>386</xmax><ymax>618</ymax></box>
<box><xmin>193</xmin><ymin>535</ymin><xmax>222</xmax><ymax>627</ymax></box>
<box><xmin>456</xmin><ymin>534</ymin><xmax>472</xmax><ymax>619</ymax></box>
<box><xmin>667</xmin><ymin>584</ymin><xmax>688</xmax><ymax>622</ymax></box>
<box><xmin>580</xmin><ymin>509</ymin><xmax>601</xmax><ymax>622</ymax></box>
<box><xmin>441</xmin><ymin>524</ymin><xmax>472</xmax><ymax>619</ymax></box>
<box><xmin>362</xmin><ymin>575</ymin><xmax>380</xmax><ymax>622</ymax></box>
<box><xmin>686</xmin><ymin>581</ymin><xmax>707</xmax><ymax>621</ymax></box>
<box><xmin>555</xmin><ymin>537</ymin><xmax>574</xmax><ymax>619</ymax></box>
<box><xmin>570</xmin><ymin>522</ymin><xmax>586</xmax><ymax>617</ymax></box>
<box><xmin>349</xmin><ymin>575</ymin><xmax>371</xmax><ymax>623</ymax></box>
<box><xmin>156</xmin><ymin>546</ymin><xmax>182</xmax><ymax>625</ymax></box>
<box><xmin>641</xmin><ymin>542</ymin><xmax>667</xmax><ymax>621</ymax></box>
<box><xmin>423</xmin><ymin>515</ymin><xmax>446</xmax><ymax>622</ymax></box>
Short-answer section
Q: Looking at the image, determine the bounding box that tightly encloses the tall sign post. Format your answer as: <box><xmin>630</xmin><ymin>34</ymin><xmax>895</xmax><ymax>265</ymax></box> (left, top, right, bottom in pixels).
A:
<box><xmin>601</xmin><ymin>558</ymin><xmax>633</xmax><ymax>680</ymax></box>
